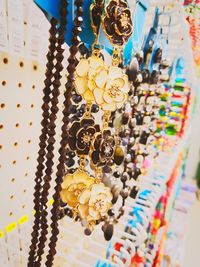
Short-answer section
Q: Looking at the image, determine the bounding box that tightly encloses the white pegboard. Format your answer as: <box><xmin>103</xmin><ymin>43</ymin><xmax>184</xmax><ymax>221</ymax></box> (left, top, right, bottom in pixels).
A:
<box><xmin>0</xmin><ymin>52</ymin><xmax>46</xmax><ymax>228</ymax></box>
<box><xmin>0</xmin><ymin>48</ymin><xmax>71</xmax><ymax>230</ymax></box>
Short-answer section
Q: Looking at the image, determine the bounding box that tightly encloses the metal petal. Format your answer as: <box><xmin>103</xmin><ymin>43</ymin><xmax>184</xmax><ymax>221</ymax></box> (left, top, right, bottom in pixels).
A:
<box><xmin>75</xmin><ymin>76</ymin><xmax>88</xmax><ymax>95</ymax></box>
<box><xmin>78</xmin><ymin>204</ymin><xmax>89</xmax><ymax>219</ymax></box>
<box><xmin>103</xmin><ymin>91</ymin><xmax>113</xmax><ymax>104</ymax></box>
<box><xmin>94</xmin><ymin>88</ymin><xmax>104</xmax><ymax>105</ymax></box>
<box><xmin>88</xmin><ymin>79</ymin><xmax>96</xmax><ymax>91</ymax></box>
<box><xmin>108</xmin><ymin>66</ymin><xmax>123</xmax><ymax>79</ymax></box>
<box><xmin>83</xmin><ymin>89</ymin><xmax>95</xmax><ymax>102</ymax></box>
<box><xmin>115</xmin><ymin>91</ymin><xmax>125</xmax><ymax>102</ymax></box>
<box><xmin>95</xmin><ymin>69</ymin><xmax>108</xmax><ymax>88</ymax></box>
<box><xmin>89</xmin><ymin>207</ymin><xmax>100</xmax><ymax>220</ymax></box>
<box><xmin>61</xmin><ymin>173</ymin><xmax>73</xmax><ymax>189</ymax></box>
<box><xmin>79</xmin><ymin>189</ymin><xmax>91</xmax><ymax>204</ymax></box>
<box><xmin>89</xmin><ymin>56</ymin><xmax>104</xmax><ymax>69</ymax></box>
<box><xmin>76</xmin><ymin>58</ymin><xmax>89</xmax><ymax>77</ymax></box>
<box><xmin>69</xmin><ymin>121</ymin><xmax>80</xmax><ymax>135</ymax></box>
<box><xmin>74</xmin><ymin>171</ymin><xmax>91</xmax><ymax>184</ymax></box>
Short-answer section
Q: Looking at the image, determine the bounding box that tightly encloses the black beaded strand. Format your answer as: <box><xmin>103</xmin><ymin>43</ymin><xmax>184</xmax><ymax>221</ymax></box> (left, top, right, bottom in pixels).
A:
<box><xmin>45</xmin><ymin>0</ymin><xmax>84</xmax><ymax>266</ymax></box>
<box><xmin>28</xmin><ymin>17</ymin><xmax>59</xmax><ymax>266</ymax></box>
<box><xmin>35</xmin><ymin>1</ymin><xmax>68</xmax><ymax>264</ymax></box>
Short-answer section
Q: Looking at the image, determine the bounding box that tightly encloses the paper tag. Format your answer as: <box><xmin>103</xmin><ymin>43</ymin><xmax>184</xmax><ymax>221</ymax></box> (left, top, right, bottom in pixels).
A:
<box><xmin>5</xmin><ymin>222</ymin><xmax>17</xmax><ymax>233</ymax></box>
<box><xmin>23</xmin><ymin>0</ymin><xmax>31</xmax><ymax>25</ymax></box>
<box><xmin>26</xmin><ymin>1</ymin><xmax>47</xmax><ymax>60</ymax></box>
<box><xmin>0</xmin><ymin>0</ymin><xmax>8</xmax><ymax>52</ymax></box>
<box><xmin>7</xmin><ymin>0</ymin><xmax>24</xmax><ymax>55</ymax></box>
<box><xmin>48</xmin><ymin>198</ymin><xmax>54</xmax><ymax>206</ymax></box>
<box><xmin>18</xmin><ymin>215</ymin><xmax>29</xmax><ymax>225</ymax></box>
<box><xmin>0</xmin><ymin>230</ymin><xmax>4</xmax><ymax>238</ymax></box>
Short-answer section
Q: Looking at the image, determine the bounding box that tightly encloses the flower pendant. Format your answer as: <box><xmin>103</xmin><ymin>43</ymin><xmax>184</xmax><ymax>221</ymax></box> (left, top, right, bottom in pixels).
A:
<box><xmin>74</xmin><ymin>55</ymin><xmax>130</xmax><ymax>111</ymax></box>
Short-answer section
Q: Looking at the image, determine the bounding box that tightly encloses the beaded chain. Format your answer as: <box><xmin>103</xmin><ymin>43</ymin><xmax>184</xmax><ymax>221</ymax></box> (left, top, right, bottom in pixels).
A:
<box><xmin>28</xmin><ymin>17</ymin><xmax>60</xmax><ymax>266</ymax></box>
<box><xmin>45</xmin><ymin>0</ymin><xmax>84</xmax><ymax>266</ymax></box>
<box><xmin>35</xmin><ymin>0</ymin><xmax>68</xmax><ymax>264</ymax></box>
<box><xmin>28</xmin><ymin>0</ymin><xmax>68</xmax><ymax>265</ymax></box>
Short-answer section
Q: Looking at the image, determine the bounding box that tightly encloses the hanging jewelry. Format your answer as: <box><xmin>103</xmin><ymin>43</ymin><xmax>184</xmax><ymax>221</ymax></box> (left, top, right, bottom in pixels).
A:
<box><xmin>28</xmin><ymin>1</ymin><xmax>68</xmax><ymax>265</ymax></box>
<box><xmin>45</xmin><ymin>0</ymin><xmax>85</xmax><ymax>265</ymax></box>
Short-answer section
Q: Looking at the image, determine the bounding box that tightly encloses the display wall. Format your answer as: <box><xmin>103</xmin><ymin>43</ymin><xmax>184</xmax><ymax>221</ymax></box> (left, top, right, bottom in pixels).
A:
<box><xmin>0</xmin><ymin>0</ymin><xmax>199</xmax><ymax>266</ymax></box>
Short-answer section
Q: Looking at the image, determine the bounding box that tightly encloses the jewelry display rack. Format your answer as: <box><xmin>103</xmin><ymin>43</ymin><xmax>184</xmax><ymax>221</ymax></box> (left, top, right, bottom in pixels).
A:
<box><xmin>0</xmin><ymin>0</ymin><xmax>199</xmax><ymax>266</ymax></box>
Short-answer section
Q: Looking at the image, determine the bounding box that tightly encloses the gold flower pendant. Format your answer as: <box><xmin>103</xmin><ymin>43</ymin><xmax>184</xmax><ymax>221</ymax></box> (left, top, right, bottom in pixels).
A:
<box><xmin>74</xmin><ymin>55</ymin><xmax>130</xmax><ymax>111</ymax></box>
<box><xmin>78</xmin><ymin>183</ymin><xmax>112</xmax><ymax>227</ymax></box>
<box><xmin>60</xmin><ymin>170</ymin><xmax>113</xmax><ymax>228</ymax></box>
<box><xmin>60</xmin><ymin>170</ymin><xmax>94</xmax><ymax>208</ymax></box>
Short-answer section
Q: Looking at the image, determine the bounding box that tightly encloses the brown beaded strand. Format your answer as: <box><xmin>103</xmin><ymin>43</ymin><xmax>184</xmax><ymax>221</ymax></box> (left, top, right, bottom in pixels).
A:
<box><xmin>28</xmin><ymin>17</ymin><xmax>59</xmax><ymax>265</ymax></box>
<box><xmin>35</xmin><ymin>1</ymin><xmax>68</xmax><ymax>264</ymax></box>
<box><xmin>45</xmin><ymin>0</ymin><xmax>84</xmax><ymax>266</ymax></box>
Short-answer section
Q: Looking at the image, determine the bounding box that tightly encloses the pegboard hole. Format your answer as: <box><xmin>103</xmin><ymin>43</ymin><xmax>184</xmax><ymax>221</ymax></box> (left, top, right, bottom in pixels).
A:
<box><xmin>18</xmin><ymin>83</ymin><xmax>22</xmax><ymax>88</ymax></box>
<box><xmin>17</xmin><ymin>104</ymin><xmax>21</xmax><ymax>108</ymax></box>
<box><xmin>28</xmin><ymin>140</ymin><xmax>31</xmax><ymax>144</ymax></box>
<box><xmin>3</xmin><ymin>57</ymin><xmax>8</xmax><ymax>64</ymax></box>
<box><xmin>22</xmin><ymin>205</ymin><xmax>26</xmax><ymax>209</ymax></box>
<box><xmin>19</xmin><ymin>61</ymin><xmax>24</xmax><ymax>67</ymax></box>
<box><xmin>23</xmin><ymin>189</ymin><xmax>27</xmax><ymax>193</ymax></box>
<box><xmin>29</xmin><ymin>122</ymin><xmax>33</xmax><ymax>126</ymax></box>
<box><xmin>0</xmin><ymin>125</ymin><xmax>3</xmax><ymax>130</ymax></box>
<box><xmin>25</xmin><ymin>173</ymin><xmax>28</xmax><ymax>177</ymax></box>
<box><xmin>26</xmin><ymin>156</ymin><xmax>30</xmax><ymax>160</ymax></box>
<box><xmin>12</xmin><ymin>160</ymin><xmax>17</xmax><ymax>165</ymax></box>
<box><xmin>14</xmin><ymin>142</ymin><xmax>18</xmax><ymax>147</ymax></box>
<box><xmin>2</xmin><ymin>81</ymin><xmax>6</xmax><ymax>86</ymax></box>
<box><xmin>31</xmin><ymin>104</ymin><xmax>34</xmax><ymax>108</ymax></box>
<box><xmin>32</xmin><ymin>85</ymin><xmax>36</xmax><ymax>90</ymax></box>
<box><xmin>0</xmin><ymin>145</ymin><xmax>2</xmax><ymax>150</ymax></box>
<box><xmin>15</xmin><ymin>123</ymin><xmax>20</xmax><ymax>128</ymax></box>
<box><xmin>33</xmin><ymin>65</ymin><xmax>38</xmax><ymax>71</ymax></box>
<box><xmin>9</xmin><ymin>212</ymin><xmax>13</xmax><ymax>217</ymax></box>
<box><xmin>10</xmin><ymin>195</ymin><xmax>14</xmax><ymax>200</ymax></box>
<box><xmin>1</xmin><ymin>103</ymin><xmax>5</xmax><ymax>108</ymax></box>
<box><xmin>11</xmin><ymin>178</ymin><xmax>15</xmax><ymax>182</ymax></box>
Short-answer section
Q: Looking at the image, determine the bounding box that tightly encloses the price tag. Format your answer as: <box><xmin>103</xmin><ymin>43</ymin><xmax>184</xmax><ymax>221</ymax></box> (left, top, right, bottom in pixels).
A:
<box><xmin>0</xmin><ymin>230</ymin><xmax>4</xmax><ymax>238</ymax></box>
<box><xmin>48</xmin><ymin>198</ymin><xmax>54</xmax><ymax>206</ymax></box>
<box><xmin>7</xmin><ymin>0</ymin><xmax>24</xmax><ymax>55</ymax></box>
<box><xmin>5</xmin><ymin>222</ymin><xmax>17</xmax><ymax>233</ymax></box>
<box><xmin>0</xmin><ymin>0</ymin><xmax>8</xmax><ymax>51</ymax></box>
<box><xmin>18</xmin><ymin>215</ymin><xmax>29</xmax><ymax>225</ymax></box>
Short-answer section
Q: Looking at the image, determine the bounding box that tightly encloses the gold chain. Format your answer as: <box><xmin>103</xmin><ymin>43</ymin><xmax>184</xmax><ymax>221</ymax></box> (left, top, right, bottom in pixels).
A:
<box><xmin>95</xmin><ymin>167</ymin><xmax>102</xmax><ymax>183</ymax></box>
<box><xmin>84</xmin><ymin>103</ymin><xmax>92</xmax><ymax>117</ymax></box>
<box><xmin>103</xmin><ymin>111</ymin><xmax>111</xmax><ymax>128</ymax></box>
<box><xmin>112</xmin><ymin>47</ymin><xmax>121</xmax><ymax>66</ymax></box>
<box><xmin>78</xmin><ymin>155</ymin><xmax>86</xmax><ymax>171</ymax></box>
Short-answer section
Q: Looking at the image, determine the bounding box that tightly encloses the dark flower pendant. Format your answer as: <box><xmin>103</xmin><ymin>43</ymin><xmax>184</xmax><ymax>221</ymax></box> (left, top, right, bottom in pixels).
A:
<box><xmin>68</xmin><ymin>118</ymin><xmax>100</xmax><ymax>155</ymax></box>
<box><xmin>91</xmin><ymin>129</ymin><xmax>124</xmax><ymax>167</ymax></box>
<box><xmin>102</xmin><ymin>0</ymin><xmax>133</xmax><ymax>46</ymax></box>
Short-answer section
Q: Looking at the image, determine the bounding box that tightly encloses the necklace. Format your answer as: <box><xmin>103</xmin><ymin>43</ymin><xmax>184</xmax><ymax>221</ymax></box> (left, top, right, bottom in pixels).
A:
<box><xmin>28</xmin><ymin>2</ymin><xmax>67</xmax><ymax>264</ymax></box>
<box><xmin>45</xmin><ymin>0</ymin><xmax>84</xmax><ymax>266</ymax></box>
